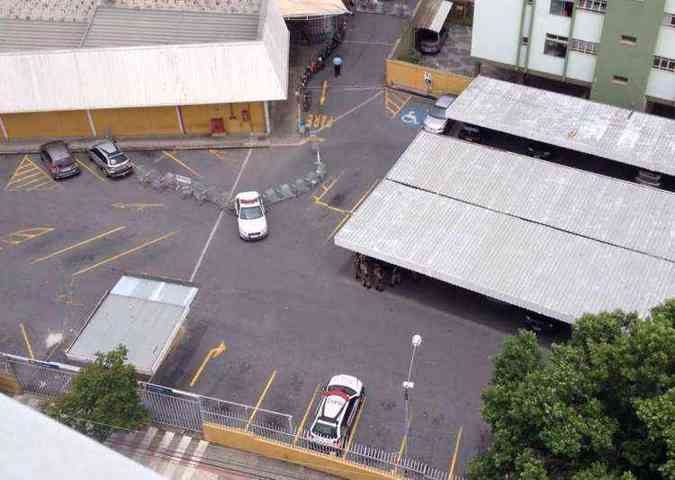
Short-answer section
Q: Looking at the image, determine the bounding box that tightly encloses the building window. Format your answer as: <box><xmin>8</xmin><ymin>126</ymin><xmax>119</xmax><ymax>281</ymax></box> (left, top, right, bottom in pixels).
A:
<box><xmin>577</xmin><ymin>0</ymin><xmax>607</xmax><ymax>13</ymax></box>
<box><xmin>664</xmin><ymin>14</ymin><xmax>675</xmax><ymax>27</ymax></box>
<box><xmin>550</xmin><ymin>0</ymin><xmax>574</xmax><ymax>16</ymax></box>
<box><xmin>522</xmin><ymin>36</ymin><xmax>529</xmax><ymax>45</ymax></box>
<box><xmin>612</xmin><ymin>75</ymin><xmax>629</xmax><ymax>85</ymax></box>
<box><xmin>653</xmin><ymin>56</ymin><xmax>675</xmax><ymax>73</ymax></box>
<box><xmin>544</xmin><ymin>33</ymin><xmax>568</xmax><ymax>57</ymax></box>
<box><xmin>570</xmin><ymin>38</ymin><xmax>599</xmax><ymax>55</ymax></box>
<box><xmin>620</xmin><ymin>35</ymin><xmax>637</xmax><ymax>46</ymax></box>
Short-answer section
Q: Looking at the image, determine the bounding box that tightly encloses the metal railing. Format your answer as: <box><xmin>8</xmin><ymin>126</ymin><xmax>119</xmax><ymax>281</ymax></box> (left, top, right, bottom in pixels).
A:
<box><xmin>1</xmin><ymin>352</ymin><xmax>460</xmax><ymax>480</ymax></box>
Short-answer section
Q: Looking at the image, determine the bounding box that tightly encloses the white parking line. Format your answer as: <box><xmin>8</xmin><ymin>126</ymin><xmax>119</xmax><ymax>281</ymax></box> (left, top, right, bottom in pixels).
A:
<box><xmin>189</xmin><ymin>148</ymin><xmax>252</xmax><ymax>283</ymax></box>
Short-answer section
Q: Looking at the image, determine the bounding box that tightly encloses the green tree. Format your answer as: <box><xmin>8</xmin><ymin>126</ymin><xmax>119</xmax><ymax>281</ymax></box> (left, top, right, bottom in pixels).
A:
<box><xmin>468</xmin><ymin>299</ymin><xmax>675</xmax><ymax>480</ymax></box>
<box><xmin>46</xmin><ymin>345</ymin><xmax>149</xmax><ymax>441</ymax></box>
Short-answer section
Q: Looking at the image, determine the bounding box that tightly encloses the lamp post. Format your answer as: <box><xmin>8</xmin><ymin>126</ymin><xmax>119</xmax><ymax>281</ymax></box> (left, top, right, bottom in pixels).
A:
<box><xmin>401</xmin><ymin>334</ymin><xmax>422</xmax><ymax>458</ymax></box>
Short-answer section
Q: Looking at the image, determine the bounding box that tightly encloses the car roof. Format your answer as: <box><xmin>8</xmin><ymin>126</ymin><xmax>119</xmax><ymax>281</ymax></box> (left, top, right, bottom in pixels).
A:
<box><xmin>328</xmin><ymin>374</ymin><xmax>363</xmax><ymax>394</ymax></box>
<box><xmin>41</xmin><ymin>141</ymin><xmax>69</xmax><ymax>155</ymax></box>
<box><xmin>93</xmin><ymin>140</ymin><xmax>120</xmax><ymax>155</ymax></box>
<box><xmin>435</xmin><ymin>95</ymin><xmax>455</xmax><ymax>108</ymax></box>
<box><xmin>236</xmin><ymin>191</ymin><xmax>261</xmax><ymax>202</ymax></box>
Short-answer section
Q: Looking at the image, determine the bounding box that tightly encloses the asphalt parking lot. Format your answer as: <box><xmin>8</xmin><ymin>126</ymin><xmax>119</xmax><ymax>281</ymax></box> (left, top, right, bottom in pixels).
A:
<box><xmin>0</xmin><ymin>12</ymin><xmax>571</xmax><ymax>474</ymax></box>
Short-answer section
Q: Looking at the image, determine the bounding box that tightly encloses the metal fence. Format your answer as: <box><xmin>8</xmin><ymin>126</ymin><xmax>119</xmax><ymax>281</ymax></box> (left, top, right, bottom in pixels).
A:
<box><xmin>1</xmin><ymin>353</ymin><xmax>460</xmax><ymax>480</ymax></box>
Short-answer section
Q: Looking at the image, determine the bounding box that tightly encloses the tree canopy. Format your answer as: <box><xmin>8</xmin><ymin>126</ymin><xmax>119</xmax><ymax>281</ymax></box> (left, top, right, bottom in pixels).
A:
<box><xmin>469</xmin><ymin>299</ymin><xmax>675</xmax><ymax>480</ymax></box>
<box><xmin>46</xmin><ymin>345</ymin><xmax>149</xmax><ymax>441</ymax></box>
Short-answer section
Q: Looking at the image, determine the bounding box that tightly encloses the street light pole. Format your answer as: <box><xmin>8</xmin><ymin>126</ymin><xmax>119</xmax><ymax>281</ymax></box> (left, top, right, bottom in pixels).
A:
<box><xmin>401</xmin><ymin>334</ymin><xmax>422</xmax><ymax>459</ymax></box>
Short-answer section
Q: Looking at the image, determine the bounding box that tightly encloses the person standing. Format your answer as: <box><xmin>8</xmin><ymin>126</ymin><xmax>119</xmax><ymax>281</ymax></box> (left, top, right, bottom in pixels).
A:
<box><xmin>361</xmin><ymin>257</ymin><xmax>372</xmax><ymax>289</ymax></box>
<box><xmin>391</xmin><ymin>266</ymin><xmax>401</xmax><ymax>287</ymax></box>
<box><xmin>374</xmin><ymin>263</ymin><xmax>385</xmax><ymax>292</ymax></box>
<box><xmin>333</xmin><ymin>55</ymin><xmax>343</xmax><ymax>78</ymax></box>
<box><xmin>353</xmin><ymin>253</ymin><xmax>362</xmax><ymax>280</ymax></box>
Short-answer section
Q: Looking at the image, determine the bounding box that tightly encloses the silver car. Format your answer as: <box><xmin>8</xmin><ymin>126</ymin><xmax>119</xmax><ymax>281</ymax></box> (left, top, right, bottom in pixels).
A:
<box><xmin>87</xmin><ymin>140</ymin><xmax>133</xmax><ymax>178</ymax></box>
<box><xmin>423</xmin><ymin>95</ymin><xmax>455</xmax><ymax>134</ymax></box>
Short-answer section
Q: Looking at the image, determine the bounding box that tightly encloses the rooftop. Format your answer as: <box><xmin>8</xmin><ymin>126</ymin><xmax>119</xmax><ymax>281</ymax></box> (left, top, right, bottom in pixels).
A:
<box><xmin>335</xmin><ymin>133</ymin><xmax>675</xmax><ymax>323</ymax></box>
<box><xmin>445</xmin><ymin>76</ymin><xmax>675</xmax><ymax>177</ymax></box>
<box><xmin>66</xmin><ymin>274</ymin><xmax>199</xmax><ymax>376</ymax></box>
<box><xmin>0</xmin><ymin>0</ymin><xmax>260</xmax><ymax>22</ymax></box>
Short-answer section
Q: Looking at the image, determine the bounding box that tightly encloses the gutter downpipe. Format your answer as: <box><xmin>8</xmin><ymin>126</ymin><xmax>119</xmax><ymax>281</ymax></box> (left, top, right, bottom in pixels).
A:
<box><xmin>562</xmin><ymin>2</ymin><xmax>578</xmax><ymax>81</ymax></box>
<box><xmin>516</xmin><ymin>0</ymin><xmax>528</xmax><ymax>69</ymax></box>
<box><xmin>523</xmin><ymin>0</ymin><xmax>536</xmax><ymax>73</ymax></box>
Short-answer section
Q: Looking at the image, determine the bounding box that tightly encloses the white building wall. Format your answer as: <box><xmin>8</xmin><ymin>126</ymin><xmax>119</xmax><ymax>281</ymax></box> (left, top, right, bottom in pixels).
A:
<box><xmin>646</xmin><ymin>70</ymin><xmax>675</xmax><ymax>102</ymax></box>
<box><xmin>665</xmin><ymin>0</ymin><xmax>675</xmax><ymax>13</ymax></box>
<box><xmin>572</xmin><ymin>9</ymin><xmax>604</xmax><ymax>43</ymax></box>
<box><xmin>654</xmin><ymin>25</ymin><xmax>675</xmax><ymax>58</ymax></box>
<box><xmin>527</xmin><ymin>1</ymin><xmax>570</xmax><ymax>76</ymax></box>
<box><xmin>471</xmin><ymin>0</ymin><xmax>524</xmax><ymax>67</ymax></box>
<box><xmin>566</xmin><ymin>52</ymin><xmax>596</xmax><ymax>83</ymax></box>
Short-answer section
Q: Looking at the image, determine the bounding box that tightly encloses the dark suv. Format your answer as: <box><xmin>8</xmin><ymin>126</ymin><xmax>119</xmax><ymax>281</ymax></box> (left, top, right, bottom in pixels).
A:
<box><xmin>39</xmin><ymin>141</ymin><xmax>80</xmax><ymax>180</ymax></box>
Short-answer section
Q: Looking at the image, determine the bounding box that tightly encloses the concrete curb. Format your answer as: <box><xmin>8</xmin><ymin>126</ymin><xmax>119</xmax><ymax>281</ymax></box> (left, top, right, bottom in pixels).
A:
<box><xmin>0</xmin><ymin>135</ymin><xmax>278</xmax><ymax>155</ymax></box>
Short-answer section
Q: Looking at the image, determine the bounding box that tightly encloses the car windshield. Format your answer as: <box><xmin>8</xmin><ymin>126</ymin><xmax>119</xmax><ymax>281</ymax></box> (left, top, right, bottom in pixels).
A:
<box><xmin>312</xmin><ymin>421</ymin><xmax>338</xmax><ymax>439</ymax></box>
<box><xmin>109</xmin><ymin>154</ymin><xmax>128</xmax><ymax>166</ymax></box>
<box><xmin>240</xmin><ymin>206</ymin><xmax>263</xmax><ymax>220</ymax></box>
<box><xmin>428</xmin><ymin>106</ymin><xmax>446</xmax><ymax>119</ymax></box>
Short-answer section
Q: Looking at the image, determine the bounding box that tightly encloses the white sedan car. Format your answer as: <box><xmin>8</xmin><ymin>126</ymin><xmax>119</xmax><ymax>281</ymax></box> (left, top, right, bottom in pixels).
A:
<box><xmin>234</xmin><ymin>191</ymin><xmax>268</xmax><ymax>241</ymax></box>
<box><xmin>309</xmin><ymin>374</ymin><xmax>365</xmax><ymax>448</ymax></box>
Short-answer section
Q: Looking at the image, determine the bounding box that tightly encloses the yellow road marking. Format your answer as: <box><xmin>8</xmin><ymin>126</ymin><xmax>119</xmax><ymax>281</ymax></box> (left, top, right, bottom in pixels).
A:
<box><xmin>306</xmin><ymin>114</ymin><xmax>336</xmax><ymax>131</ymax></box>
<box><xmin>20</xmin><ymin>323</ymin><xmax>34</xmax><ymax>360</ymax></box>
<box><xmin>448</xmin><ymin>426</ymin><xmax>463</xmax><ymax>480</ymax></box>
<box><xmin>75</xmin><ymin>158</ymin><xmax>106</xmax><ymax>182</ymax></box>
<box><xmin>246</xmin><ymin>370</ymin><xmax>277</xmax><ymax>430</ymax></box>
<box><xmin>112</xmin><ymin>202</ymin><xmax>165</xmax><ymax>211</ymax></box>
<box><xmin>72</xmin><ymin>230</ymin><xmax>178</xmax><ymax>277</ymax></box>
<box><xmin>162</xmin><ymin>151</ymin><xmax>199</xmax><ymax>176</ymax></box>
<box><xmin>314</xmin><ymin>201</ymin><xmax>349</xmax><ymax>215</ymax></box>
<box><xmin>5</xmin><ymin>155</ymin><xmax>57</xmax><ymax>192</ymax></box>
<box><xmin>24</xmin><ymin>180</ymin><xmax>57</xmax><ymax>192</ymax></box>
<box><xmin>16</xmin><ymin>176</ymin><xmax>50</xmax><ymax>189</ymax></box>
<box><xmin>344</xmin><ymin>396</ymin><xmax>365</xmax><ymax>455</ymax></box>
<box><xmin>2</xmin><ymin>227</ymin><xmax>54</xmax><ymax>245</ymax></box>
<box><xmin>31</xmin><ymin>226</ymin><xmax>126</xmax><ymax>264</ymax></box>
<box><xmin>294</xmin><ymin>383</ymin><xmax>322</xmax><ymax>445</ymax></box>
<box><xmin>350</xmin><ymin>179</ymin><xmax>379</xmax><ymax>213</ymax></box>
<box><xmin>190</xmin><ymin>341</ymin><xmax>227</xmax><ymax>387</ymax></box>
<box><xmin>324</xmin><ymin>213</ymin><xmax>351</xmax><ymax>245</ymax></box>
<box><xmin>385</xmin><ymin>89</ymin><xmax>412</xmax><ymax>119</ymax></box>
<box><xmin>8</xmin><ymin>171</ymin><xmax>42</xmax><ymax>184</ymax></box>
<box><xmin>320</xmin><ymin>80</ymin><xmax>328</xmax><ymax>106</ymax></box>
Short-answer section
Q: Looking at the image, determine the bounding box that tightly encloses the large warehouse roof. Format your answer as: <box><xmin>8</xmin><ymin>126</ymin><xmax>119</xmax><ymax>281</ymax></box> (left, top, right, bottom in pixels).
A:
<box><xmin>390</xmin><ymin>132</ymin><xmax>675</xmax><ymax>262</ymax></box>
<box><xmin>0</xmin><ymin>0</ymin><xmax>289</xmax><ymax>113</ymax></box>
<box><xmin>445</xmin><ymin>76</ymin><xmax>675</xmax><ymax>177</ymax></box>
<box><xmin>335</xmin><ymin>133</ymin><xmax>675</xmax><ymax>323</ymax></box>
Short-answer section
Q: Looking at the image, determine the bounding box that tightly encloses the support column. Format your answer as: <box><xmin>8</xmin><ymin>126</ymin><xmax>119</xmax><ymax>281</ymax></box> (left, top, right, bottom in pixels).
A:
<box><xmin>562</xmin><ymin>2</ymin><xmax>578</xmax><ymax>81</ymax></box>
<box><xmin>263</xmin><ymin>101</ymin><xmax>271</xmax><ymax>135</ymax></box>
<box><xmin>86</xmin><ymin>110</ymin><xmax>97</xmax><ymax>137</ymax></box>
<box><xmin>516</xmin><ymin>0</ymin><xmax>528</xmax><ymax>68</ymax></box>
<box><xmin>0</xmin><ymin>114</ymin><xmax>8</xmax><ymax>142</ymax></box>
<box><xmin>523</xmin><ymin>0</ymin><xmax>536</xmax><ymax>73</ymax></box>
<box><xmin>176</xmin><ymin>106</ymin><xmax>186</xmax><ymax>135</ymax></box>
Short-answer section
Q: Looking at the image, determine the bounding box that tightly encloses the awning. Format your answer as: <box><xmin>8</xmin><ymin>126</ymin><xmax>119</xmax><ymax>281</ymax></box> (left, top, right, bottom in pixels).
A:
<box><xmin>415</xmin><ymin>0</ymin><xmax>453</xmax><ymax>33</ymax></box>
<box><xmin>278</xmin><ymin>0</ymin><xmax>349</xmax><ymax>18</ymax></box>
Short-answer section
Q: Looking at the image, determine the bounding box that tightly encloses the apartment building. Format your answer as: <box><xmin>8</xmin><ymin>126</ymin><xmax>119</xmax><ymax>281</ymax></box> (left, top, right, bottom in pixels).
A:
<box><xmin>471</xmin><ymin>0</ymin><xmax>675</xmax><ymax>111</ymax></box>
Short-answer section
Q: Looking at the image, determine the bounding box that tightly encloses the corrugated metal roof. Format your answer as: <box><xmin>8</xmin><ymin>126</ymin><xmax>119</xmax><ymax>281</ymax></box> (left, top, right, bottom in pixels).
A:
<box><xmin>335</xmin><ymin>180</ymin><xmax>675</xmax><ymax>323</ymax></box>
<box><xmin>415</xmin><ymin>0</ymin><xmax>452</xmax><ymax>32</ymax></box>
<box><xmin>67</xmin><ymin>275</ymin><xmax>198</xmax><ymax>376</ymax></box>
<box><xmin>82</xmin><ymin>8</ymin><xmax>260</xmax><ymax>48</ymax></box>
<box><xmin>0</xmin><ymin>19</ymin><xmax>87</xmax><ymax>52</ymax></box>
<box><xmin>446</xmin><ymin>76</ymin><xmax>675</xmax><ymax>176</ymax></box>
<box><xmin>1</xmin><ymin>395</ymin><xmax>165</xmax><ymax>480</ymax></box>
<box><xmin>389</xmin><ymin>132</ymin><xmax>675</xmax><ymax>262</ymax></box>
<box><xmin>278</xmin><ymin>0</ymin><xmax>348</xmax><ymax>18</ymax></box>
<box><xmin>0</xmin><ymin>0</ymin><xmax>287</xmax><ymax>112</ymax></box>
